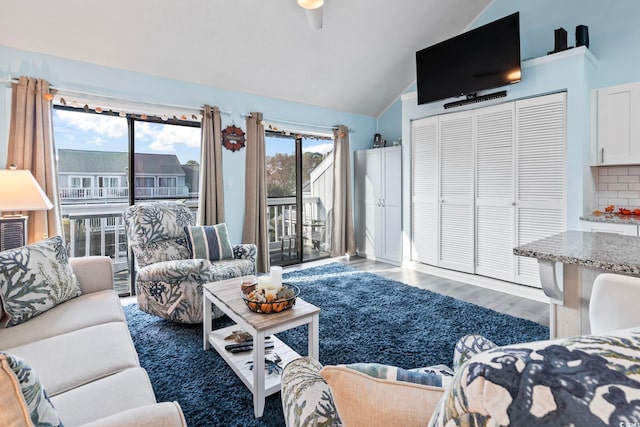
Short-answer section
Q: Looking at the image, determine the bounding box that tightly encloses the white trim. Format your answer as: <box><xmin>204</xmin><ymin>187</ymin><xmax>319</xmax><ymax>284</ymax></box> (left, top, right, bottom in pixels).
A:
<box><xmin>403</xmin><ymin>260</ymin><xmax>549</xmax><ymax>303</ymax></box>
<box><xmin>522</xmin><ymin>46</ymin><xmax>598</xmax><ymax>69</ymax></box>
<box><xmin>401</xmin><ymin>91</ymin><xmax>417</xmax><ymax>101</ymax></box>
<box><xmin>1</xmin><ymin>87</ymin><xmax>10</xmax><ymax>168</ymax></box>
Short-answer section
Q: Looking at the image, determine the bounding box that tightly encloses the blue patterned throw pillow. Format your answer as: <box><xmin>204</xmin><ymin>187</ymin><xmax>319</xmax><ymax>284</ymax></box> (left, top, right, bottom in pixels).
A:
<box><xmin>0</xmin><ymin>352</ymin><xmax>63</xmax><ymax>426</ymax></box>
<box><xmin>184</xmin><ymin>224</ymin><xmax>233</xmax><ymax>261</ymax></box>
<box><xmin>0</xmin><ymin>235</ymin><xmax>81</xmax><ymax>327</ymax></box>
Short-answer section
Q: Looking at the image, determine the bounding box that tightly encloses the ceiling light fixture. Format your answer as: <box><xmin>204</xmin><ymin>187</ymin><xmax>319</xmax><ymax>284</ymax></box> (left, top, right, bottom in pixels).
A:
<box><xmin>297</xmin><ymin>0</ymin><xmax>324</xmax><ymax>30</ymax></box>
<box><xmin>297</xmin><ymin>0</ymin><xmax>323</xmax><ymax>9</ymax></box>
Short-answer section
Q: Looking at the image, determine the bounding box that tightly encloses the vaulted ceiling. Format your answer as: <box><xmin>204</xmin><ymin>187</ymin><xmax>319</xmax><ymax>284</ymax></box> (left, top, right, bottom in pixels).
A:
<box><xmin>0</xmin><ymin>0</ymin><xmax>491</xmax><ymax>117</ymax></box>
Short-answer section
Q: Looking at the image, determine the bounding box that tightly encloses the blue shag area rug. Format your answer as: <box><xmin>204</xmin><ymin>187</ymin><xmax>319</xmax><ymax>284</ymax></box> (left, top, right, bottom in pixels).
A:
<box><xmin>124</xmin><ymin>262</ymin><xmax>548</xmax><ymax>426</ymax></box>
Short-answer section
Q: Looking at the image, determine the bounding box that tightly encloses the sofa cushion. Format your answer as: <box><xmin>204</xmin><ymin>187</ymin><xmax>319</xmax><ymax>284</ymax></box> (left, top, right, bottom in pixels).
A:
<box><xmin>0</xmin><ymin>235</ymin><xmax>81</xmax><ymax>327</ymax></box>
<box><xmin>137</xmin><ymin>258</ymin><xmax>255</xmax><ymax>283</ymax></box>
<box><xmin>81</xmin><ymin>402</ymin><xmax>187</xmax><ymax>427</ymax></box>
<box><xmin>0</xmin><ymin>289</ymin><xmax>124</xmax><ymax>350</ymax></box>
<box><xmin>0</xmin><ymin>352</ymin><xmax>62</xmax><ymax>427</ymax></box>
<box><xmin>5</xmin><ymin>321</ymin><xmax>139</xmax><ymax>396</ymax></box>
<box><xmin>51</xmin><ymin>367</ymin><xmax>157</xmax><ymax>426</ymax></box>
<box><xmin>184</xmin><ymin>223</ymin><xmax>233</xmax><ymax>261</ymax></box>
<box><xmin>320</xmin><ymin>363</ymin><xmax>445</xmax><ymax>427</ymax></box>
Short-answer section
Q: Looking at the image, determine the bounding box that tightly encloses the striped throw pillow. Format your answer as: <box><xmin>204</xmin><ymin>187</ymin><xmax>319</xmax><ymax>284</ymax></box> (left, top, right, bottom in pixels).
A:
<box><xmin>184</xmin><ymin>224</ymin><xmax>233</xmax><ymax>261</ymax></box>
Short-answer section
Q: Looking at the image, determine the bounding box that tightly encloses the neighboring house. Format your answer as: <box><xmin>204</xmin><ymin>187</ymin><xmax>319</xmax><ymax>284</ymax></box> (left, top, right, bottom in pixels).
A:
<box><xmin>57</xmin><ymin>149</ymin><xmax>191</xmax><ymax>204</ymax></box>
<box><xmin>56</xmin><ymin>149</ymin><xmax>197</xmax><ymax>286</ymax></box>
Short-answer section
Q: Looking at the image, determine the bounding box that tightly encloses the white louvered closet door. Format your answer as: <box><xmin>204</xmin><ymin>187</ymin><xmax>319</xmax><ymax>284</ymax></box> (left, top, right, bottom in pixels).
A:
<box><xmin>439</xmin><ymin>111</ymin><xmax>474</xmax><ymax>273</ymax></box>
<box><xmin>411</xmin><ymin>117</ymin><xmax>439</xmax><ymax>265</ymax></box>
<box><xmin>475</xmin><ymin>103</ymin><xmax>516</xmax><ymax>282</ymax></box>
<box><xmin>515</xmin><ymin>92</ymin><xmax>567</xmax><ymax>287</ymax></box>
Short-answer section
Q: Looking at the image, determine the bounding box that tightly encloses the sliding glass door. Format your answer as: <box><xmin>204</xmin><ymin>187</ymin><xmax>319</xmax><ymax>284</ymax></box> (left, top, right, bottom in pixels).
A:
<box><xmin>265</xmin><ymin>132</ymin><xmax>333</xmax><ymax>266</ymax></box>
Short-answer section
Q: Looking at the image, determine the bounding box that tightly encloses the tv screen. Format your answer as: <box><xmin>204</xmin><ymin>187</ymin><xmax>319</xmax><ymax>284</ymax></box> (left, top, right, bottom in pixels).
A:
<box><xmin>416</xmin><ymin>12</ymin><xmax>521</xmax><ymax>105</ymax></box>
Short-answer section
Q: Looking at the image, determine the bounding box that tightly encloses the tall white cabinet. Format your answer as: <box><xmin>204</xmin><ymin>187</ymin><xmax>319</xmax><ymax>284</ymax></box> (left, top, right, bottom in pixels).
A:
<box><xmin>355</xmin><ymin>146</ymin><xmax>402</xmax><ymax>264</ymax></box>
<box><xmin>411</xmin><ymin>92</ymin><xmax>566</xmax><ymax>287</ymax></box>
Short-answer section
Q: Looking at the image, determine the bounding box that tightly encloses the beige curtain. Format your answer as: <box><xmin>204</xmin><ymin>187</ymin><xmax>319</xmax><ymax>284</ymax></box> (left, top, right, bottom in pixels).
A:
<box><xmin>330</xmin><ymin>125</ymin><xmax>356</xmax><ymax>257</ymax></box>
<box><xmin>197</xmin><ymin>105</ymin><xmax>225</xmax><ymax>225</ymax></box>
<box><xmin>7</xmin><ymin>76</ymin><xmax>63</xmax><ymax>243</ymax></box>
<box><xmin>242</xmin><ymin>112</ymin><xmax>269</xmax><ymax>272</ymax></box>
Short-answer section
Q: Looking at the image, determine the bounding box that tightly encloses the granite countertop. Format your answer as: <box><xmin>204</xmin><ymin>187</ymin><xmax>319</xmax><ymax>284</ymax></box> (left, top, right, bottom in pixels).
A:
<box><xmin>581</xmin><ymin>213</ymin><xmax>640</xmax><ymax>225</ymax></box>
<box><xmin>513</xmin><ymin>230</ymin><xmax>640</xmax><ymax>275</ymax></box>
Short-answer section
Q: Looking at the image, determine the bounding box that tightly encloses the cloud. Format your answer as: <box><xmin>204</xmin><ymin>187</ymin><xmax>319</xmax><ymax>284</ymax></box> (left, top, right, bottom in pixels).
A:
<box><xmin>303</xmin><ymin>142</ymin><xmax>333</xmax><ymax>155</ymax></box>
<box><xmin>55</xmin><ymin>110</ymin><xmax>127</xmax><ymax>138</ymax></box>
<box><xmin>88</xmin><ymin>137</ymin><xmax>104</xmax><ymax>146</ymax></box>
<box><xmin>138</xmin><ymin>123</ymin><xmax>200</xmax><ymax>153</ymax></box>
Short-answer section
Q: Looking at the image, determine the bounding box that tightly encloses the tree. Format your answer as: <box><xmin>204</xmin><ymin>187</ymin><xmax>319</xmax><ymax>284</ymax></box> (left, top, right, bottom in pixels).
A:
<box><xmin>266</xmin><ymin>152</ymin><xmax>325</xmax><ymax>197</ymax></box>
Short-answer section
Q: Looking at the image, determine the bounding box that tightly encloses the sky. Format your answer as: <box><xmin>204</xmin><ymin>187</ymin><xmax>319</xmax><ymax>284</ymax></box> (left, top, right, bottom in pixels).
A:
<box><xmin>53</xmin><ymin>109</ymin><xmax>334</xmax><ymax>163</ymax></box>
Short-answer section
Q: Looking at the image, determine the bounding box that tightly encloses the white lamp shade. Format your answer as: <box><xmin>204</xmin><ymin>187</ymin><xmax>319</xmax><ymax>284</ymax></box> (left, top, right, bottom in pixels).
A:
<box><xmin>0</xmin><ymin>169</ymin><xmax>53</xmax><ymax>212</ymax></box>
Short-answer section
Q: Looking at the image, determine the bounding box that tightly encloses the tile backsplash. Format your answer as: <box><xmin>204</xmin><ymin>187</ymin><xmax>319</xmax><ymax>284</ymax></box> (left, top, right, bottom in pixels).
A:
<box><xmin>597</xmin><ymin>166</ymin><xmax>640</xmax><ymax>211</ymax></box>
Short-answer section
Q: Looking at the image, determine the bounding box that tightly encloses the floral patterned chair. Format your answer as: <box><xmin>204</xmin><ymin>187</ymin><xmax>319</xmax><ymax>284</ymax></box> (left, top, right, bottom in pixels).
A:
<box><xmin>281</xmin><ymin>328</ymin><xmax>640</xmax><ymax>426</ymax></box>
<box><xmin>123</xmin><ymin>201</ymin><xmax>256</xmax><ymax>324</ymax></box>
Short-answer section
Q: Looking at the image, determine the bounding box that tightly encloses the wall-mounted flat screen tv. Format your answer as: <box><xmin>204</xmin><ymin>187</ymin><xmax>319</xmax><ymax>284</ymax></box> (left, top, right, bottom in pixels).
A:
<box><xmin>416</xmin><ymin>12</ymin><xmax>521</xmax><ymax>105</ymax></box>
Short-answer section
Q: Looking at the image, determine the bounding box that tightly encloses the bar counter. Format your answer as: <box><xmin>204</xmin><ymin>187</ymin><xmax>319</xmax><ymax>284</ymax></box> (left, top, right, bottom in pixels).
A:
<box><xmin>514</xmin><ymin>230</ymin><xmax>640</xmax><ymax>338</ymax></box>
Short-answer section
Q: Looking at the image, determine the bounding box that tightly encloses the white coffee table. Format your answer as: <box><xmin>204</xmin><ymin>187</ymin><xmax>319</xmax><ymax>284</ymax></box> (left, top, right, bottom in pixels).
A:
<box><xmin>203</xmin><ymin>275</ymin><xmax>320</xmax><ymax>418</ymax></box>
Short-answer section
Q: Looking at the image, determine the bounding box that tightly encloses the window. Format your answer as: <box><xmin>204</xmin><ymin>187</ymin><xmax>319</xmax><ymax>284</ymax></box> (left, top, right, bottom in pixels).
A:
<box><xmin>98</xmin><ymin>177</ymin><xmax>119</xmax><ymax>188</ymax></box>
<box><xmin>70</xmin><ymin>176</ymin><xmax>92</xmax><ymax>188</ymax></box>
<box><xmin>53</xmin><ymin>104</ymin><xmax>201</xmax><ymax>296</ymax></box>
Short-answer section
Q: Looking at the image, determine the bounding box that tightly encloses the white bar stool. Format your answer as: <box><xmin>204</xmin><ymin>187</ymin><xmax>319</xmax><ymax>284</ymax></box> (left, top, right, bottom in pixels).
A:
<box><xmin>589</xmin><ymin>273</ymin><xmax>640</xmax><ymax>334</ymax></box>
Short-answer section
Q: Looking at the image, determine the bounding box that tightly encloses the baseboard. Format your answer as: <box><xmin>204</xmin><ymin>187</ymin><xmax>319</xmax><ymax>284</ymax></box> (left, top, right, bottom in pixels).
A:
<box><xmin>403</xmin><ymin>261</ymin><xmax>549</xmax><ymax>304</ymax></box>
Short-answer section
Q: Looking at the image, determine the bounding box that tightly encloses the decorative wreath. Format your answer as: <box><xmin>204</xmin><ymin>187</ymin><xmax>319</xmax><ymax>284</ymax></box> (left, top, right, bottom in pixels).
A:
<box><xmin>222</xmin><ymin>125</ymin><xmax>246</xmax><ymax>152</ymax></box>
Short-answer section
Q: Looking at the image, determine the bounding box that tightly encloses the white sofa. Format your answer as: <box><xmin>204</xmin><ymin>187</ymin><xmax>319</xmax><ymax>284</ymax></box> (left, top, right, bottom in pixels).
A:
<box><xmin>0</xmin><ymin>255</ymin><xmax>186</xmax><ymax>427</ymax></box>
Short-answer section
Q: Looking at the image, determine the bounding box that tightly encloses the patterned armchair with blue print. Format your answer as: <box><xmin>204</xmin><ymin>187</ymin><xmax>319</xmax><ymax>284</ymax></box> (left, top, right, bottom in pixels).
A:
<box><xmin>282</xmin><ymin>330</ymin><xmax>640</xmax><ymax>427</ymax></box>
<box><xmin>123</xmin><ymin>201</ymin><xmax>256</xmax><ymax>324</ymax></box>
<box><xmin>429</xmin><ymin>328</ymin><xmax>640</xmax><ymax>427</ymax></box>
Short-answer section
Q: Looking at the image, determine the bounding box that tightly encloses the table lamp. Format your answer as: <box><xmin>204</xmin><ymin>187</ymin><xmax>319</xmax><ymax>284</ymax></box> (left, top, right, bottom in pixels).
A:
<box><xmin>0</xmin><ymin>165</ymin><xmax>53</xmax><ymax>251</ymax></box>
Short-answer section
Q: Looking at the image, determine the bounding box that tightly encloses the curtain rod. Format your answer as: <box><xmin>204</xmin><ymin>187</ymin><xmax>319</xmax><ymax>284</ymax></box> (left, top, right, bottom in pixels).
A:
<box><xmin>243</xmin><ymin>114</ymin><xmax>354</xmax><ymax>133</ymax></box>
<box><xmin>0</xmin><ymin>77</ymin><xmax>232</xmax><ymax>116</ymax></box>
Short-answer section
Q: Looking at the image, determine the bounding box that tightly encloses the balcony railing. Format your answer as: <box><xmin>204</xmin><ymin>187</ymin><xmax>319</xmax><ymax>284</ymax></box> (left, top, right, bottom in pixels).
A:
<box><xmin>59</xmin><ymin>186</ymin><xmax>189</xmax><ymax>200</ymax></box>
<box><xmin>64</xmin><ymin>211</ymin><xmax>130</xmax><ymax>295</ymax></box>
<box><xmin>59</xmin><ymin>196</ymin><xmax>328</xmax><ymax>293</ymax></box>
<box><xmin>267</xmin><ymin>196</ymin><xmax>329</xmax><ymax>264</ymax></box>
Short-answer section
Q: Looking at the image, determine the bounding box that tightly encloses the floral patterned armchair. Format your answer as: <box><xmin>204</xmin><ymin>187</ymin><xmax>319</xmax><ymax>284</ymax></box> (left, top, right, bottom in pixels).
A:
<box><xmin>281</xmin><ymin>328</ymin><xmax>640</xmax><ymax>426</ymax></box>
<box><xmin>123</xmin><ymin>201</ymin><xmax>256</xmax><ymax>324</ymax></box>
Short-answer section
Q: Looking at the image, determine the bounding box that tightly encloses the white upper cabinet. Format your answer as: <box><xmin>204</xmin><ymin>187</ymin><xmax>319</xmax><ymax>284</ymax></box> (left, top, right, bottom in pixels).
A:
<box><xmin>595</xmin><ymin>81</ymin><xmax>640</xmax><ymax>165</ymax></box>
